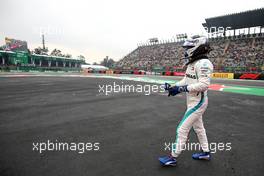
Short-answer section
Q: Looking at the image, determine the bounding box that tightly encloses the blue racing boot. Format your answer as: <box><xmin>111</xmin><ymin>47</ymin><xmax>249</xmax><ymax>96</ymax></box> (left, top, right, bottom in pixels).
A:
<box><xmin>159</xmin><ymin>154</ymin><xmax>177</xmax><ymax>166</ymax></box>
<box><xmin>192</xmin><ymin>151</ymin><xmax>211</xmax><ymax>160</ymax></box>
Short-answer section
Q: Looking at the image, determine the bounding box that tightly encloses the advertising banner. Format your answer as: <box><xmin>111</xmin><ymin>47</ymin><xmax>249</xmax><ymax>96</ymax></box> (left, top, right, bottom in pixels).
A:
<box><xmin>212</xmin><ymin>72</ymin><xmax>234</xmax><ymax>79</ymax></box>
<box><xmin>5</xmin><ymin>37</ymin><xmax>28</xmax><ymax>51</ymax></box>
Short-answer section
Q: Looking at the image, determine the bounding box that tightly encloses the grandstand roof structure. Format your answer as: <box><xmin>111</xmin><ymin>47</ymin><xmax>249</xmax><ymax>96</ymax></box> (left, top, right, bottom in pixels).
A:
<box><xmin>202</xmin><ymin>8</ymin><xmax>264</xmax><ymax>31</ymax></box>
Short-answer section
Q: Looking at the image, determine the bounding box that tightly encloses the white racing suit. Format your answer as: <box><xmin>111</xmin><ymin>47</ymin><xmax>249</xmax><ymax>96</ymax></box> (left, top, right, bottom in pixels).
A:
<box><xmin>171</xmin><ymin>58</ymin><xmax>213</xmax><ymax>158</ymax></box>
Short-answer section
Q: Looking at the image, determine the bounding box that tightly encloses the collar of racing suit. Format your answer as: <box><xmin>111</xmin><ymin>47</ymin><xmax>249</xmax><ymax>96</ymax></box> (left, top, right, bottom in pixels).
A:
<box><xmin>186</xmin><ymin>54</ymin><xmax>208</xmax><ymax>65</ymax></box>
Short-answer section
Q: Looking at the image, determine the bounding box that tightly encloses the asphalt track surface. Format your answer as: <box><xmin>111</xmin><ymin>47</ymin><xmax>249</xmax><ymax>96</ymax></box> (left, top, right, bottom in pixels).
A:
<box><xmin>0</xmin><ymin>74</ymin><xmax>263</xmax><ymax>176</ymax></box>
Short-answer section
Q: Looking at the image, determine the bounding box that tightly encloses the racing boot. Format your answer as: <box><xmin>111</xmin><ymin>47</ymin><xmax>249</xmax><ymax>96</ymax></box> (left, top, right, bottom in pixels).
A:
<box><xmin>159</xmin><ymin>154</ymin><xmax>177</xmax><ymax>166</ymax></box>
<box><xmin>192</xmin><ymin>151</ymin><xmax>211</xmax><ymax>160</ymax></box>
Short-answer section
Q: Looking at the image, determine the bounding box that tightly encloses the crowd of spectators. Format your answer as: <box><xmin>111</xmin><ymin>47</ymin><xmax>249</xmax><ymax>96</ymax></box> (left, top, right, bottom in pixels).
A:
<box><xmin>117</xmin><ymin>42</ymin><xmax>185</xmax><ymax>69</ymax></box>
<box><xmin>117</xmin><ymin>36</ymin><xmax>264</xmax><ymax>72</ymax></box>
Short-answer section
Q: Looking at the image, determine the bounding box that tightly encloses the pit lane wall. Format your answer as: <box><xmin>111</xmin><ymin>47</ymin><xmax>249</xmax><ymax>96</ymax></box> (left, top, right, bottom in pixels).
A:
<box><xmin>210</xmin><ymin>72</ymin><xmax>262</xmax><ymax>80</ymax></box>
<box><xmin>84</xmin><ymin>69</ymin><xmax>264</xmax><ymax>80</ymax></box>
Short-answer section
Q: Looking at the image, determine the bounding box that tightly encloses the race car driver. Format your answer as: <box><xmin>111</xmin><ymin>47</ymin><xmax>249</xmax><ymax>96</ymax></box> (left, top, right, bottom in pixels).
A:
<box><xmin>159</xmin><ymin>35</ymin><xmax>214</xmax><ymax>166</ymax></box>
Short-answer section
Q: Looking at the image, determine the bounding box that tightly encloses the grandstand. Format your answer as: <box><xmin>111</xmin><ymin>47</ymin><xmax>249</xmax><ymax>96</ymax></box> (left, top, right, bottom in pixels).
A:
<box><xmin>116</xmin><ymin>8</ymin><xmax>264</xmax><ymax>73</ymax></box>
<box><xmin>0</xmin><ymin>50</ymin><xmax>85</xmax><ymax>72</ymax></box>
<box><xmin>0</xmin><ymin>37</ymin><xmax>85</xmax><ymax>72</ymax></box>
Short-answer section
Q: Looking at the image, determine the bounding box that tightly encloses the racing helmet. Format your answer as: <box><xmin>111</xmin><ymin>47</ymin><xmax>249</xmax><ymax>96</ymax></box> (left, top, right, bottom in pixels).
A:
<box><xmin>182</xmin><ymin>35</ymin><xmax>211</xmax><ymax>64</ymax></box>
